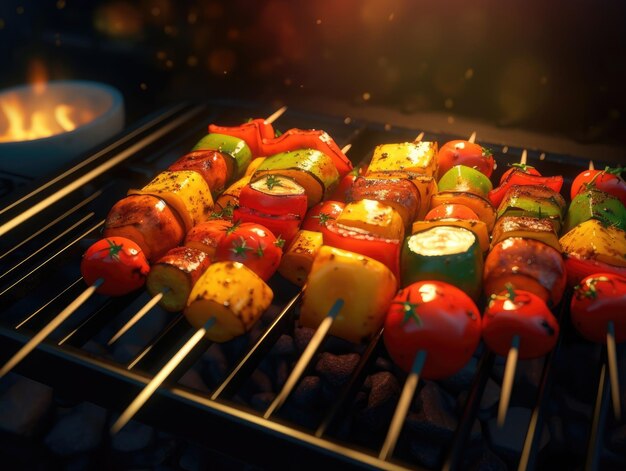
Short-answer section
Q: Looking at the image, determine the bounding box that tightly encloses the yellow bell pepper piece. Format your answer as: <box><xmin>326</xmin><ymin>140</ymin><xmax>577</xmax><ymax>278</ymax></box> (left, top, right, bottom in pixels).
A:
<box><xmin>337</xmin><ymin>199</ymin><xmax>405</xmax><ymax>240</ymax></box>
<box><xmin>560</xmin><ymin>219</ymin><xmax>626</xmax><ymax>268</ymax></box>
<box><xmin>214</xmin><ymin>175</ymin><xmax>252</xmax><ymax>213</ymax></box>
<box><xmin>491</xmin><ymin>216</ymin><xmax>561</xmax><ymax>253</ymax></box>
<box><xmin>278</xmin><ymin>230</ymin><xmax>324</xmax><ymax>286</ymax></box>
<box><xmin>245</xmin><ymin>157</ymin><xmax>266</xmax><ymax>177</ymax></box>
<box><xmin>367</xmin><ymin>141</ymin><xmax>438</xmax><ymax>178</ymax></box>
<box><xmin>300</xmin><ymin>246</ymin><xmax>398</xmax><ymax>344</ymax></box>
<box><xmin>185</xmin><ymin>261</ymin><xmax>273</xmax><ymax>342</ymax></box>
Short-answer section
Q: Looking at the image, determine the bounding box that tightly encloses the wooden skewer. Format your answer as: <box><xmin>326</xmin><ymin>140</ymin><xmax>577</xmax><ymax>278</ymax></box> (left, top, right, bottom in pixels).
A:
<box><xmin>468</xmin><ymin>131</ymin><xmax>477</xmax><ymax>144</ymax></box>
<box><xmin>341</xmin><ymin>143</ymin><xmax>352</xmax><ymax>154</ymax></box>
<box><xmin>379</xmin><ymin>350</ymin><xmax>427</xmax><ymax>460</ymax></box>
<box><xmin>263</xmin><ymin>298</ymin><xmax>344</xmax><ymax>419</ymax></box>
<box><xmin>497</xmin><ymin>334</ymin><xmax>520</xmax><ymax>427</ymax></box>
<box><xmin>264</xmin><ymin>105</ymin><xmax>287</xmax><ymax>124</ymax></box>
<box><xmin>606</xmin><ymin>321</ymin><xmax>622</xmax><ymax>420</ymax></box>
<box><xmin>414</xmin><ymin>132</ymin><xmax>425</xmax><ymax>143</ymax></box>
<box><xmin>520</xmin><ymin>149</ymin><xmax>528</xmax><ymax>166</ymax></box>
<box><xmin>0</xmin><ymin>278</ymin><xmax>103</xmax><ymax>378</ymax></box>
<box><xmin>111</xmin><ymin>316</ymin><xmax>216</xmax><ymax>434</ymax></box>
<box><xmin>107</xmin><ymin>291</ymin><xmax>166</xmax><ymax>346</ymax></box>
<box><xmin>589</xmin><ymin>160</ymin><xmax>595</xmax><ymax>171</ymax></box>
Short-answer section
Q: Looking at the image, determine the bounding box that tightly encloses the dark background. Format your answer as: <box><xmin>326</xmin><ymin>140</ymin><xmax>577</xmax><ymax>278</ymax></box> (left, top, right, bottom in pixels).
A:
<box><xmin>1</xmin><ymin>0</ymin><xmax>625</xmax><ymax>146</ymax></box>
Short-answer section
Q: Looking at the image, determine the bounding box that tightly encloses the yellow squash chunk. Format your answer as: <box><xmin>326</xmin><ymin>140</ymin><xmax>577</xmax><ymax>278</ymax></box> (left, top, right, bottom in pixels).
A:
<box><xmin>560</xmin><ymin>219</ymin><xmax>626</xmax><ymax>268</ymax></box>
<box><xmin>130</xmin><ymin>170</ymin><xmax>214</xmax><ymax>233</ymax></box>
<box><xmin>245</xmin><ymin>157</ymin><xmax>266</xmax><ymax>177</ymax></box>
<box><xmin>185</xmin><ymin>261</ymin><xmax>273</xmax><ymax>342</ymax></box>
<box><xmin>278</xmin><ymin>230</ymin><xmax>324</xmax><ymax>286</ymax></box>
<box><xmin>214</xmin><ymin>175</ymin><xmax>252</xmax><ymax>212</ymax></box>
<box><xmin>430</xmin><ymin>191</ymin><xmax>497</xmax><ymax>232</ymax></box>
<box><xmin>367</xmin><ymin>141</ymin><xmax>438</xmax><ymax>177</ymax></box>
<box><xmin>300</xmin><ymin>246</ymin><xmax>398</xmax><ymax>344</ymax></box>
<box><xmin>337</xmin><ymin>199</ymin><xmax>405</xmax><ymax>240</ymax></box>
<box><xmin>491</xmin><ymin>216</ymin><xmax>561</xmax><ymax>252</ymax></box>
<box><xmin>412</xmin><ymin>218</ymin><xmax>490</xmax><ymax>254</ymax></box>
<box><xmin>366</xmin><ymin>171</ymin><xmax>436</xmax><ymax>220</ymax></box>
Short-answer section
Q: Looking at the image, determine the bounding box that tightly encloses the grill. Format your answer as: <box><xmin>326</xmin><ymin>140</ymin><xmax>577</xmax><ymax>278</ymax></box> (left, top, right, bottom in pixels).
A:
<box><xmin>0</xmin><ymin>100</ymin><xmax>623</xmax><ymax>470</ymax></box>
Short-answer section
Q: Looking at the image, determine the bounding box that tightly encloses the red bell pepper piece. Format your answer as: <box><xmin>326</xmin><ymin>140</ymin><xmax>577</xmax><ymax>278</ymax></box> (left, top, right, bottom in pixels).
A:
<box><xmin>488</xmin><ymin>170</ymin><xmax>563</xmax><ymax>208</ymax></box>
<box><xmin>261</xmin><ymin>129</ymin><xmax>353</xmax><ymax>178</ymax></box>
<box><xmin>320</xmin><ymin>220</ymin><xmax>401</xmax><ymax>280</ymax></box>
<box><xmin>208</xmin><ymin>119</ymin><xmax>276</xmax><ymax>157</ymax></box>
<box><xmin>563</xmin><ymin>253</ymin><xmax>626</xmax><ymax>288</ymax></box>
<box><xmin>233</xmin><ymin>206</ymin><xmax>301</xmax><ymax>246</ymax></box>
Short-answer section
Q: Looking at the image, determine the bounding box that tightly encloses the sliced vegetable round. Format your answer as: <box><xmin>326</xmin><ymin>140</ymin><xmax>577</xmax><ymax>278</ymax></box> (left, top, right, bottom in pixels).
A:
<box><xmin>239</xmin><ymin>174</ymin><xmax>308</xmax><ymax>219</ymax></box>
<box><xmin>483</xmin><ymin>288</ymin><xmax>559</xmax><ymax>359</ymax></box>
<box><xmin>571</xmin><ymin>273</ymin><xmax>626</xmax><ymax>343</ymax></box>
<box><xmin>383</xmin><ymin>281</ymin><xmax>482</xmax><ymax>379</ymax></box>
<box><xmin>81</xmin><ymin>237</ymin><xmax>150</xmax><ymax>296</ymax></box>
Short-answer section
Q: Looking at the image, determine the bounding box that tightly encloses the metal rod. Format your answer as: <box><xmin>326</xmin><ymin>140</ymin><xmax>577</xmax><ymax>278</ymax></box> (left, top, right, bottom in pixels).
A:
<box><xmin>263</xmin><ymin>299</ymin><xmax>344</xmax><ymax>420</ymax></box>
<box><xmin>379</xmin><ymin>349</ymin><xmax>427</xmax><ymax>461</ymax></box>
<box><xmin>107</xmin><ymin>292</ymin><xmax>165</xmax><ymax>346</ymax></box>
<box><xmin>110</xmin><ymin>317</ymin><xmax>216</xmax><ymax>434</ymax></box>
<box><xmin>498</xmin><ymin>334</ymin><xmax>520</xmax><ymax>427</ymax></box>
<box><xmin>586</xmin><ymin>362</ymin><xmax>610</xmax><ymax>471</ymax></box>
<box><xmin>0</xmin><ymin>278</ymin><xmax>103</xmax><ymax>378</ymax></box>
<box><xmin>606</xmin><ymin>321</ymin><xmax>621</xmax><ymax>420</ymax></box>
<box><xmin>265</xmin><ymin>106</ymin><xmax>287</xmax><ymax>124</ymax></box>
<box><xmin>468</xmin><ymin>131</ymin><xmax>477</xmax><ymax>143</ymax></box>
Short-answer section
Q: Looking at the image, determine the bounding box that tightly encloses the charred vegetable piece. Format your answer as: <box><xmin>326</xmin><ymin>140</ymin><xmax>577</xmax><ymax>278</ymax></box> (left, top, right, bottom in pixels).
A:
<box><xmin>384</xmin><ymin>280</ymin><xmax>481</xmax><ymax>378</ymax></box>
<box><xmin>301</xmin><ymin>200</ymin><xmax>345</xmax><ymax>232</ymax></box>
<box><xmin>490</xmin><ymin>216</ymin><xmax>561</xmax><ymax>252</ymax></box>
<box><xmin>244</xmin><ymin>157</ymin><xmax>267</xmax><ymax>177</ymax></box>
<box><xmin>563</xmin><ymin>189</ymin><xmax>626</xmax><ymax>234</ymax></box>
<box><xmin>412</xmin><ymin>218</ymin><xmax>490</xmax><ymax>254</ymax></box>
<box><xmin>214</xmin><ymin>175</ymin><xmax>252</xmax><ymax>214</ymax></box>
<box><xmin>300</xmin><ymin>246</ymin><xmax>398</xmax><ymax>344</ymax></box>
<box><xmin>130</xmin><ymin>170</ymin><xmax>214</xmax><ymax>233</ymax></box>
<box><xmin>260</xmin><ymin>128</ymin><xmax>353</xmax><ymax>178</ymax></box>
<box><xmin>367</xmin><ymin>141</ymin><xmax>438</xmax><ymax>178</ymax></box>
<box><xmin>496</xmin><ymin>184</ymin><xmax>566</xmax><ymax>233</ymax></box>
<box><xmin>430</xmin><ymin>191</ymin><xmax>497</xmax><ymax>232</ymax></box>
<box><xmin>185</xmin><ymin>261</ymin><xmax>273</xmax><ymax>342</ymax></box>
<box><xmin>401</xmin><ymin>226</ymin><xmax>483</xmax><ymax>300</ymax></box>
<box><xmin>437</xmin><ymin>165</ymin><xmax>493</xmax><ymax>198</ymax></box>
<box><xmin>437</xmin><ymin>140</ymin><xmax>495</xmax><ymax>179</ymax></box>
<box><xmin>239</xmin><ymin>175</ymin><xmax>308</xmax><ymax>219</ymax></box>
<box><xmin>103</xmin><ymin>194</ymin><xmax>185</xmax><ymax>262</ymax></box>
<box><xmin>184</xmin><ymin>219</ymin><xmax>233</xmax><ymax>259</ymax></box>
<box><xmin>348</xmin><ymin>176</ymin><xmax>420</xmax><ymax>228</ymax></box>
<box><xmin>321</xmin><ymin>220</ymin><xmax>401</xmax><ymax>280</ymax></box>
<box><xmin>169</xmin><ymin>150</ymin><xmax>230</xmax><ymax>195</ymax></box>
<box><xmin>278</xmin><ymin>230</ymin><xmax>324</xmax><ymax>286</ymax></box>
<box><xmin>484</xmin><ymin>238</ymin><xmax>566</xmax><ymax>307</ymax></box>
<box><xmin>483</xmin><ymin>288</ymin><xmax>559</xmax><ymax>359</ymax></box>
<box><xmin>499</xmin><ymin>163</ymin><xmax>541</xmax><ymax>184</ymax></box>
<box><xmin>81</xmin><ymin>237</ymin><xmax>150</xmax><ymax>296</ymax></box>
<box><xmin>233</xmin><ymin>206</ymin><xmax>301</xmax><ymax>247</ymax></box>
<box><xmin>253</xmin><ymin>149</ymin><xmax>340</xmax><ymax>207</ymax></box>
<box><xmin>366</xmin><ymin>172</ymin><xmax>437</xmax><ymax>221</ymax></box>
<box><xmin>560</xmin><ymin>219</ymin><xmax>626</xmax><ymax>273</ymax></box>
<box><xmin>192</xmin><ymin>133</ymin><xmax>252</xmax><ymax>178</ymax></box>
<box><xmin>208</xmin><ymin>118</ymin><xmax>275</xmax><ymax>158</ymax></box>
<box><xmin>571</xmin><ymin>273</ymin><xmax>626</xmax><ymax>343</ymax></box>
<box><xmin>146</xmin><ymin>247</ymin><xmax>212</xmax><ymax>312</ymax></box>
<box><xmin>336</xmin><ymin>199</ymin><xmax>405</xmax><ymax>240</ymax></box>
<box><xmin>488</xmin><ymin>169</ymin><xmax>563</xmax><ymax>208</ymax></box>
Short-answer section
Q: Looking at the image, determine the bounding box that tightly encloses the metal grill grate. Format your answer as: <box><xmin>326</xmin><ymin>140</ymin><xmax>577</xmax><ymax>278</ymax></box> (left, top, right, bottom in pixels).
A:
<box><xmin>0</xmin><ymin>101</ymin><xmax>621</xmax><ymax>470</ymax></box>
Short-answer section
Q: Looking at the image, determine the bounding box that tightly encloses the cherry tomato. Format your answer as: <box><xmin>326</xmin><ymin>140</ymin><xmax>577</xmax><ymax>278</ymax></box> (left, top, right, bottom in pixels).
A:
<box><xmin>301</xmin><ymin>200</ymin><xmax>345</xmax><ymax>232</ymax></box>
<box><xmin>328</xmin><ymin>166</ymin><xmax>366</xmax><ymax>202</ymax></box>
<box><xmin>482</xmin><ymin>287</ymin><xmax>559</xmax><ymax>359</ymax></box>
<box><xmin>437</xmin><ymin>140</ymin><xmax>495</xmax><ymax>180</ymax></box>
<box><xmin>570</xmin><ymin>273</ymin><xmax>626</xmax><ymax>343</ymax></box>
<box><xmin>425</xmin><ymin>203</ymin><xmax>480</xmax><ymax>220</ymax></box>
<box><xmin>214</xmin><ymin>221</ymin><xmax>283</xmax><ymax>280</ymax></box>
<box><xmin>383</xmin><ymin>281</ymin><xmax>481</xmax><ymax>379</ymax></box>
<box><xmin>499</xmin><ymin>163</ymin><xmax>541</xmax><ymax>185</ymax></box>
<box><xmin>570</xmin><ymin>167</ymin><xmax>626</xmax><ymax>207</ymax></box>
<box><xmin>81</xmin><ymin>237</ymin><xmax>150</xmax><ymax>296</ymax></box>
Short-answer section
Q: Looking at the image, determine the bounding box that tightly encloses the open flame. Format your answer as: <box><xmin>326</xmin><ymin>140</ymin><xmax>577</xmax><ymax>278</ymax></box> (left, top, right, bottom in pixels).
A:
<box><xmin>0</xmin><ymin>61</ymin><xmax>96</xmax><ymax>143</ymax></box>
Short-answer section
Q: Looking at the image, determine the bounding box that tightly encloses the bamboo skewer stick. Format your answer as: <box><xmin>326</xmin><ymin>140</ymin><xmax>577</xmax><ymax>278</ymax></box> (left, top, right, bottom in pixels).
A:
<box><xmin>0</xmin><ymin>278</ymin><xmax>103</xmax><ymax>378</ymax></box>
<box><xmin>468</xmin><ymin>131</ymin><xmax>477</xmax><ymax>144</ymax></box>
<box><xmin>606</xmin><ymin>321</ymin><xmax>622</xmax><ymax>420</ymax></box>
<box><xmin>264</xmin><ymin>106</ymin><xmax>287</xmax><ymax>124</ymax></box>
<box><xmin>107</xmin><ymin>291</ymin><xmax>166</xmax><ymax>346</ymax></box>
<box><xmin>497</xmin><ymin>334</ymin><xmax>520</xmax><ymax>427</ymax></box>
<box><xmin>111</xmin><ymin>317</ymin><xmax>216</xmax><ymax>434</ymax></box>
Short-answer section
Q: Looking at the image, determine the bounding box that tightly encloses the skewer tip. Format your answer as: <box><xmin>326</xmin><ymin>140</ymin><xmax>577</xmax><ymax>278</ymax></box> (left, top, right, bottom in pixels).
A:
<box><xmin>468</xmin><ymin>131</ymin><xmax>477</xmax><ymax>144</ymax></box>
<box><xmin>265</xmin><ymin>105</ymin><xmax>287</xmax><ymax>124</ymax></box>
<box><xmin>520</xmin><ymin>150</ymin><xmax>528</xmax><ymax>166</ymax></box>
<box><xmin>589</xmin><ymin>160</ymin><xmax>595</xmax><ymax>171</ymax></box>
<box><xmin>414</xmin><ymin>132</ymin><xmax>425</xmax><ymax>143</ymax></box>
<box><xmin>497</xmin><ymin>334</ymin><xmax>520</xmax><ymax>428</ymax></box>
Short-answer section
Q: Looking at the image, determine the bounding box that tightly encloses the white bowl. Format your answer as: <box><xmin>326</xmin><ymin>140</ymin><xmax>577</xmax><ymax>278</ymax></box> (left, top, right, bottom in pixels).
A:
<box><xmin>0</xmin><ymin>80</ymin><xmax>124</xmax><ymax>178</ymax></box>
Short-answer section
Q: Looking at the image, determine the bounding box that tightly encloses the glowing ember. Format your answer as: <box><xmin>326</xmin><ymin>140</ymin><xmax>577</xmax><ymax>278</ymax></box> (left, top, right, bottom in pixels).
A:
<box><xmin>0</xmin><ymin>93</ymin><xmax>92</xmax><ymax>143</ymax></box>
